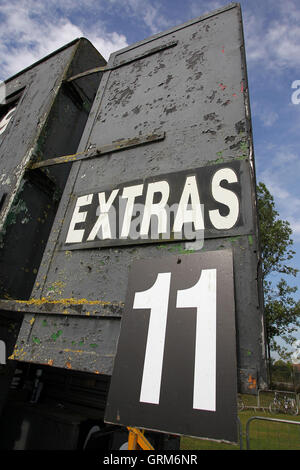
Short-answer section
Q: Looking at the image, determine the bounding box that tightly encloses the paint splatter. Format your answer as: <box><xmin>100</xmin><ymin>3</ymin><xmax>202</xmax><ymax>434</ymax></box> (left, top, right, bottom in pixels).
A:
<box><xmin>248</xmin><ymin>375</ymin><xmax>257</xmax><ymax>390</ymax></box>
<box><xmin>51</xmin><ymin>330</ymin><xmax>63</xmax><ymax>341</ymax></box>
<box><xmin>219</xmin><ymin>83</ymin><xmax>226</xmax><ymax>91</ymax></box>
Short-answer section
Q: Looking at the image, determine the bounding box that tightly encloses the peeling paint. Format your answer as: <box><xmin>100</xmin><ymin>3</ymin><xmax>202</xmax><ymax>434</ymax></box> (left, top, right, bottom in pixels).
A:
<box><xmin>51</xmin><ymin>330</ymin><xmax>63</xmax><ymax>341</ymax></box>
<box><xmin>15</xmin><ymin>297</ymin><xmax>118</xmax><ymax>306</ymax></box>
<box><xmin>247</xmin><ymin>374</ymin><xmax>257</xmax><ymax>390</ymax></box>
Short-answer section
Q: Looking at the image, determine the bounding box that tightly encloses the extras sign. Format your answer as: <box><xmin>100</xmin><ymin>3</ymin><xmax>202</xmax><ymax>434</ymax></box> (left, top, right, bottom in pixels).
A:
<box><xmin>61</xmin><ymin>160</ymin><xmax>252</xmax><ymax>250</ymax></box>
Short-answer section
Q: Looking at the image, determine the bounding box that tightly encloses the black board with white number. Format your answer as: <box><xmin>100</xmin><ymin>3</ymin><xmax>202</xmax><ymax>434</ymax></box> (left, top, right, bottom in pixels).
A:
<box><xmin>105</xmin><ymin>249</ymin><xmax>238</xmax><ymax>443</ymax></box>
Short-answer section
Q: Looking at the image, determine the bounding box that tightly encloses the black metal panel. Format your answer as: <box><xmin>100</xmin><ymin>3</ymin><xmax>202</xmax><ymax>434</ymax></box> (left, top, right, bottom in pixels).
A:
<box><xmin>0</xmin><ymin>38</ymin><xmax>106</xmax><ymax>300</ymax></box>
<box><xmin>12</xmin><ymin>4</ymin><xmax>268</xmax><ymax>396</ymax></box>
<box><xmin>105</xmin><ymin>250</ymin><xmax>237</xmax><ymax>443</ymax></box>
<box><xmin>0</xmin><ymin>39</ymin><xmax>106</xmax><ymax>417</ymax></box>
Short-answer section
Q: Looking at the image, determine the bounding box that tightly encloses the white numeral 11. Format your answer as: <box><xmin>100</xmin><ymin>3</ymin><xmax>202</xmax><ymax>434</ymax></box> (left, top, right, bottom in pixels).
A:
<box><xmin>133</xmin><ymin>269</ymin><xmax>217</xmax><ymax>411</ymax></box>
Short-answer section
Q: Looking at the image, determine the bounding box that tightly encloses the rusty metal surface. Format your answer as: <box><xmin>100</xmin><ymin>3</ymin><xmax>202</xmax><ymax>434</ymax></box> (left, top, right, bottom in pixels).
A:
<box><xmin>0</xmin><ymin>38</ymin><xmax>106</xmax><ymax>300</ymax></box>
<box><xmin>13</xmin><ymin>4</ymin><xmax>268</xmax><ymax>392</ymax></box>
<box><xmin>0</xmin><ymin>298</ymin><xmax>123</xmax><ymax>317</ymax></box>
<box><xmin>29</xmin><ymin>131</ymin><xmax>165</xmax><ymax>170</ymax></box>
<box><xmin>0</xmin><ymin>39</ymin><xmax>107</xmax><ymax>414</ymax></box>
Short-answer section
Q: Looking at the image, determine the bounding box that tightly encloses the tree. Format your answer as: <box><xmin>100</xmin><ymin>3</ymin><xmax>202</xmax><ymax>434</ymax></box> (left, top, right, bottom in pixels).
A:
<box><xmin>257</xmin><ymin>182</ymin><xmax>300</xmax><ymax>361</ymax></box>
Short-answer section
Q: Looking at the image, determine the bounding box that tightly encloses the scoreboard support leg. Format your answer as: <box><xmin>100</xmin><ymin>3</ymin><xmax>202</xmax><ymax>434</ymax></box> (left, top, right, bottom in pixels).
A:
<box><xmin>127</xmin><ymin>427</ymin><xmax>154</xmax><ymax>450</ymax></box>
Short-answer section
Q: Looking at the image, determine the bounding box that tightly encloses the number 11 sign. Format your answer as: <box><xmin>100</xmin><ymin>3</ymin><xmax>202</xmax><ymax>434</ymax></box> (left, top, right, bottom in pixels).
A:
<box><xmin>105</xmin><ymin>250</ymin><xmax>238</xmax><ymax>443</ymax></box>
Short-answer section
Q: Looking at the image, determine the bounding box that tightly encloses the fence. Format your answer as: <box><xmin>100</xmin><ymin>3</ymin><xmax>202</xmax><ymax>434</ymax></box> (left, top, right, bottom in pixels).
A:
<box><xmin>181</xmin><ymin>390</ymin><xmax>300</xmax><ymax>450</ymax></box>
<box><xmin>238</xmin><ymin>390</ymin><xmax>300</xmax><ymax>450</ymax></box>
<box><xmin>245</xmin><ymin>416</ymin><xmax>300</xmax><ymax>450</ymax></box>
<box><xmin>181</xmin><ymin>413</ymin><xmax>300</xmax><ymax>450</ymax></box>
<box><xmin>239</xmin><ymin>390</ymin><xmax>299</xmax><ymax>414</ymax></box>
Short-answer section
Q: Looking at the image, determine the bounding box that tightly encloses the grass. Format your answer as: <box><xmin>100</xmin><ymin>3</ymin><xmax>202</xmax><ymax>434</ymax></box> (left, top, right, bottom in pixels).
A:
<box><xmin>180</xmin><ymin>404</ymin><xmax>300</xmax><ymax>450</ymax></box>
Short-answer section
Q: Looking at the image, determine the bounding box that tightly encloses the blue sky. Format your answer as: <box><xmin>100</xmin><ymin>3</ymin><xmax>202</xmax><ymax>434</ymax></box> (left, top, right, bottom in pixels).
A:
<box><xmin>0</xmin><ymin>0</ymin><xmax>299</xmax><ymax>350</ymax></box>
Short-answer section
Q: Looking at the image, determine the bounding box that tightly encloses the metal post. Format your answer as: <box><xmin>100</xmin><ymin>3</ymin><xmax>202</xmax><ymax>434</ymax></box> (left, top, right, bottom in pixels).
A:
<box><xmin>237</xmin><ymin>416</ymin><xmax>243</xmax><ymax>450</ymax></box>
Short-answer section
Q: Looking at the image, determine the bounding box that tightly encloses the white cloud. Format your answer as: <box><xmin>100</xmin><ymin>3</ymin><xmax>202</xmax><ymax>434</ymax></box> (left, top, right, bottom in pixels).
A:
<box><xmin>244</xmin><ymin>1</ymin><xmax>300</xmax><ymax>72</ymax></box>
<box><xmin>258</xmin><ymin>145</ymin><xmax>300</xmax><ymax>241</ymax></box>
<box><xmin>0</xmin><ymin>0</ymin><xmax>128</xmax><ymax>79</ymax></box>
<box><xmin>189</xmin><ymin>0</ymin><xmax>224</xmax><ymax>18</ymax></box>
<box><xmin>111</xmin><ymin>0</ymin><xmax>173</xmax><ymax>34</ymax></box>
<box><xmin>143</xmin><ymin>4</ymin><xmax>171</xmax><ymax>34</ymax></box>
<box><xmin>251</xmin><ymin>101</ymin><xmax>279</xmax><ymax>128</ymax></box>
<box><xmin>260</xmin><ymin>110</ymin><xmax>279</xmax><ymax>127</ymax></box>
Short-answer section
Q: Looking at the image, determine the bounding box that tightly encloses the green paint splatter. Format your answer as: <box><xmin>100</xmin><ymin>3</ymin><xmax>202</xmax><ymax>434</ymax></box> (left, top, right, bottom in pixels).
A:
<box><xmin>248</xmin><ymin>235</ymin><xmax>253</xmax><ymax>246</ymax></box>
<box><xmin>167</xmin><ymin>244</ymin><xmax>195</xmax><ymax>255</ymax></box>
<box><xmin>170</xmin><ymin>245</ymin><xmax>182</xmax><ymax>253</ymax></box>
<box><xmin>51</xmin><ymin>330</ymin><xmax>63</xmax><ymax>341</ymax></box>
<box><xmin>227</xmin><ymin>236</ymin><xmax>240</xmax><ymax>244</ymax></box>
<box><xmin>89</xmin><ymin>343</ymin><xmax>98</xmax><ymax>349</ymax></box>
<box><xmin>240</xmin><ymin>141</ymin><xmax>248</xmax><ymax>153</ymax></box>
<box><xmin>32</xmin><ymin>336</ymin><xmax>41</xmax><ymax>345</ymax></box>
<box><xmin>78</xmin><ymin>340</ymin><xmax>84</xmax><ymax>346</ymax></box>
<box><xmin>42</xmin><ymin>320</ymin><xmax>48</xmax><ymax>327</ymax></box>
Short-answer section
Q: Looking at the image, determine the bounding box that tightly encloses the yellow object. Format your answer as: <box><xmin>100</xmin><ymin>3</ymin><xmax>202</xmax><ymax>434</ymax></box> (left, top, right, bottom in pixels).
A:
<box><xmin>127</xmin><ymin>427</ymin><xmax>154</xmax><ymax>450</ymax></box>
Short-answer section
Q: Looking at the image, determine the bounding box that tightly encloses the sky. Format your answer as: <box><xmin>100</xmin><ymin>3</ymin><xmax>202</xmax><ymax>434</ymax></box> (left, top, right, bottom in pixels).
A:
<box><xmin>0</xmin><ymin>0</ymin><xmax>299</xmax><ymax>353</ymax></box>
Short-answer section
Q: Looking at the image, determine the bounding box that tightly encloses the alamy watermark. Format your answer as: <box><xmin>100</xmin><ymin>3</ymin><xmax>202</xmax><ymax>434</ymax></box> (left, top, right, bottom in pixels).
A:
<box><xmin>94</xmin><ymin>201</ymin><xmax>205</xmax><ymax>246</ymax></box>
<box><xmin>291</xmin><ymin>80</ymin><xmax>300</xmax><ymax>104</ymax></box>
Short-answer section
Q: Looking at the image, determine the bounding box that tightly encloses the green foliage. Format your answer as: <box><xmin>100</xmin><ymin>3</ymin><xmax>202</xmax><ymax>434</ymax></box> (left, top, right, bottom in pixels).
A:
<box><xmin>257</xmin><ymin>182</ymin><xmax>300</xmax><ymax>359</ymax></box>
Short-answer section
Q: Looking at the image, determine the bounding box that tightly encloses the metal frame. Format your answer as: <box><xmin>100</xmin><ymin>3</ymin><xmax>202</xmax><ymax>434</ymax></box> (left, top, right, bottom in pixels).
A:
<box><xmin>246</xmin><ymin>416</ymin><xmax>300</xmax><ymax>450</ymax></box>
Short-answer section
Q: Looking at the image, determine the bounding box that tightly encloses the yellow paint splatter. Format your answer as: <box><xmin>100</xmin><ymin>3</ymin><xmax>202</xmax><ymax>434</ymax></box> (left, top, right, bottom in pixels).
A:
<box><xmin>9</xmin><ymin>347</ymin><xmax>27</xmax><ymax>361</ymax></box>
<box><xmin>15</xmin><ymin>297</ymin><xmax>120</xmax><ymax>306</ymax></box>
<box><xmin>62</xmin><ymin>348</ymin><xmax>97</xmax><ymax>355</ymax></box>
